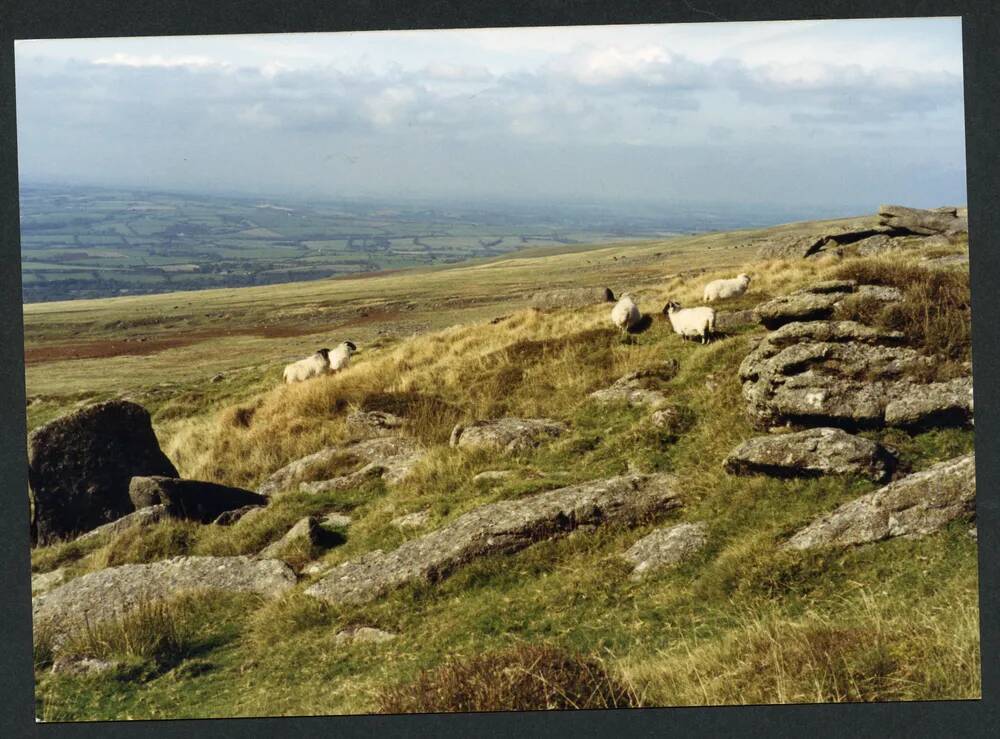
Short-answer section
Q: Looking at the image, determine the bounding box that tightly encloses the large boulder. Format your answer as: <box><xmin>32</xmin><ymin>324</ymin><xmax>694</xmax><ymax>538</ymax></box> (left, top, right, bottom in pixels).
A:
<box><xmin>784</xmin><ymin>454</ymin><xmax>975</xmax><ymax>549</ymax></box>
<box><xmin>588</xmin><ymin>361</ymin><xmax>678</xmax><ymax>410</ymax></box>
<box><xmin>345</xmin><ymin>410</ymin><xmax>405</xmax><ymax>437</ymax></box>
<box><xmin>449</xmin><ymin>417</ymin><xmax>568</xmax><ymax>454</ymax></box>
<box><xmin>622</xmin><ymin>522</ymin><xmax>708</xmax><ymax>580</ymax></box>
<box><xmin>129</xmin><ymin>476</ymin><xmax>267</xmax><ymax>523</ymax></box>
<box><xmin>306</xmin><ymin>473</ymin><xmax>682</xmax><ymax>605</ymax></box>
<box><xmin>738</xmin><ymin>320</ymin><xmax>972</xmax><ymax>430</ymax></box>
<box><xmin>723</xmin><ymin>428</ymin><xmax>896</xmax><ymax>482</ymax></box>
<box><xmin>33</xmin><ymin>555</ymin><xmax>296</xmax><ymax>648</ymax></box>
<box><xmin>530</xmin><ymin>286</ymin><xmax>615</xmax><ymax>310</ymax></box>
<box><xmin>258</xmin><ymin>516</ymin><xmax>321</xmax><ymax>561</ymax></box>
<box><xmin>28</xmin><ymin>400</ymin><xmax>179</xmax><ymax>545</ymax></box>
<box><xmin>76</xmin><ymin>503</ymin><xmax>169</xmax><ymax>543</ymax></box>
<box><xmin>878</xmin><ymin>204</ymin><xmax>968</xmax><ymax>236</ymax></box>
<box><xmin>756</xmin><ymin>227</ymin><xmax>892</xmax><ymax>260</ymax></box>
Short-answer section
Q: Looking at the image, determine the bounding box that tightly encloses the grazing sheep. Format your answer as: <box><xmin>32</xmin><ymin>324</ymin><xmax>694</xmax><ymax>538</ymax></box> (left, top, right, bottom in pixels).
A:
<box><xmin>611</xmin><ymin>294</ymin><xmax>641</xmax><ymax>335</ymax></box>
<box><xmin>663</xmin><ymin>301</ymin><xmax>716</xmax><ymax>344</ymax></box>
<box><xmin>327</xmin><ymin>340</ymin><xmax>358</xmax><ymax>372</ymax></box>
<box><xmin>703</xmin><ymin>273</ymin><xmax>751</xmax><ymax>302</ymax></box>
<box><xmin>283</xmin><ymin>348</ymin><xmax>332</xmax><ymax>384</ymax></box>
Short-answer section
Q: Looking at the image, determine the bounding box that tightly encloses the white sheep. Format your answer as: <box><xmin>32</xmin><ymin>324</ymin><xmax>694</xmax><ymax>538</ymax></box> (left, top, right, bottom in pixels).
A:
<box><xmin>703</xmin><ymin>273</ymin><xmax>751</xmax><ymax>302</ymax></box>
<box><xmin>610</xmin><ymin>294</ymin><xmax>641</xmax><ymax>335</ymax></box>
<box><xmin>283</xmin><ymin>348</ymin><xmax>332</xmax><ymax>384</ymax></box>
<box><xmin>663</xmin><ymin>301</ymin><xmax>716</xmax><ymax>344</ymax></box>
<box><xmin>327</xmin><ymin>340</ymin><xmax>357</xmax><ymax>372</ymax></box>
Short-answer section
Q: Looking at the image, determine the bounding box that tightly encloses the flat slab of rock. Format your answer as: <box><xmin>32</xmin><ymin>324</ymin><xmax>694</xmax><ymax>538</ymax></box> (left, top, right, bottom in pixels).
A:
<box><xmin>306</xmin><ymin>473</ymin><xmax>682</xmax><ymax>605</ymax></box>
<box><xmin>623</xmin><ymin>522</ymin><xmax>708</xmax><ymax>580</ymax></box>
<box><xmin>333</xmin><ymin>626</ymin><xmax>397</xmax><ymax>645</ymax></box>
<box><xmin>129</xmin><ymin>476</ymin><xmax>267</xmax><ymax>523</ymax></box>
<box><xmin>739</xmin><ymin>320</ymin><xmax>971</xmax><ymax>430</ymax></box>
<box><xmin>473</xmin><ymin>469</ymin><xmax>517</xmax><ymax>483</ymax></box>
<box><xmin>785</xmin><ymin>454</ymin><xmax>975</xmax><ymax>549</ymax></box>
<box><xmin>258</xmin><ymin>516</ymin><xmax>321</xmax><ymax>560</ymax></box>
<box><xmin>715</xmin><ymin>309</ymin><xmax>756</xmax><ymax>331</ymax></box>
<box><xmin>589</xmin><ymin>385</ymin><xmax>669</xmax><ymax>409</ymax></box>
<box><xmin>346</xmin><ymin>410</ymin><xmax>405</xmax><ymax>436</ymax></box>
<box><xmin>28</xmin><ymin>400</ymin><xmax>179</xmax><ymax>545</ymax></box>
<box><xmin>300</xmin><ymin>462</ymin><xmax>386</xmax><ymax>494</ymax></box>
<box><xmin>76</xmin><ymin>503</ymin><xmax>170</xmax><ymax>543</ymax></box>
<box><xmin>879</xmin><ymin>204</ymin><xmax>968</xmax><ymax>236</ymax></box>
<box><xmin>922</xmin><ymin>254</ymin><xmax>969</xmax><ymax>270</ymax></box>
<box><xmin>724</xmin><ymin>428</ymin><xmax>896</xmax><ymax>482</ymax></box>
<box><xmin>212</xmin><ymin>505</ymin><xmax>264</xmax><ymax>526</ymax></box>
<box><xmin>530</xmin><ymin>286</ymin><xmax>615</xmax><ymax>309</ymax></box>
<box><xmin>258</xmin><ymin>437</ymin><xmax>426</xmax><ymax>496</ymax></box>
<box><xmin>33</xmin><ymin>555</ymin><xmax>296</xmax><ymax>645</ymax></box>
<box><xmin>756</xmin><ymin>226</ymin><xmax>892</xmax><ymax>260</ymax></box>
<box><xmin>449</xmin><ymin>417</ymin><xmax>567</xmax><ymax>454</ymax></box>
<box><xmin>322</xmin><ymin>512</ymin><xmax>353</xmax><ymax>528</ymax></box>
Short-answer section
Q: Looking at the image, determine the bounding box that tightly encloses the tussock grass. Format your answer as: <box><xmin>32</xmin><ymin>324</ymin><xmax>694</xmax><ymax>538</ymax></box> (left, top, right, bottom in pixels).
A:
<box><xmin>377</xmin><ymin>644</ymin><xmax>640</xmax><ymax>713</ymax></box>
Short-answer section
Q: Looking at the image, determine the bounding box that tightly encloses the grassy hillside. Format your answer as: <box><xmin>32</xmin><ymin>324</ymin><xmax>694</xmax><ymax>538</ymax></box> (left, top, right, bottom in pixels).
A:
<box><xmin>26</xmin><ymin>217</ymin><xmax>978</xmax><ymax>719</ymax></box>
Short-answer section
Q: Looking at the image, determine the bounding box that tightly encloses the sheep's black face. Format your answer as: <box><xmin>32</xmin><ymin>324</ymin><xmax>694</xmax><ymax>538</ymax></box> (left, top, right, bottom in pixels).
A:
<box><xmin>317</xmin><ymin>348</ymin><xmax>330</xmax><ymax>359</ymax></box>
<box><xmin>345</xmin><ymin>341</ymin><xmax>358</xmax><ymax>353</ymax></box>
<box><xmin>663</xmin><ymin>301</ymin><xmax>681</xmax><ymax>315</ymax></box>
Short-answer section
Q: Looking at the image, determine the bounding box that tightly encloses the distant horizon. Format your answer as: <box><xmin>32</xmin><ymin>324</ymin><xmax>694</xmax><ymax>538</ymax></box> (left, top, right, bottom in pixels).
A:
<box><xmin>15</xmin><ymin>19</ymin><xmax>967</xmax><ymax>211</ymax></box>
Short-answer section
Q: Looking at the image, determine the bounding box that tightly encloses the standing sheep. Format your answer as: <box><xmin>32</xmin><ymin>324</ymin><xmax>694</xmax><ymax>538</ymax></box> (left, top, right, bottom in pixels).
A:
<box><xmin>703</xmin><ymin>273</ymin><xmax>751</xmax><ymax>302</ymax></box>
<box><xmin>663</xmin><ymin>301</ymin><xmax>716</xmax><ymax>344</ymax></box>
<box><xmin>327</xmin><ymin>340</ymin><xmax>358</xmax><ymax>372</ymax></box>
<box><xmin>283</xmin><ymin>348</ymin><xmax>332</xmax><ymax>384</ymax></box>
<box><xmin>610</xmin><ymin>294</ymin><xmax>641</xmax><ymax>335</ymax></box>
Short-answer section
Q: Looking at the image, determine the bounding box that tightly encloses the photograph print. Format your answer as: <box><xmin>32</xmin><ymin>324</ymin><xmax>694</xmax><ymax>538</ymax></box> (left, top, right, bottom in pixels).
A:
<box><xmin>16</xmin><ymin>16</ymin><xmax>978</xmax><ymax>721</ymax></box>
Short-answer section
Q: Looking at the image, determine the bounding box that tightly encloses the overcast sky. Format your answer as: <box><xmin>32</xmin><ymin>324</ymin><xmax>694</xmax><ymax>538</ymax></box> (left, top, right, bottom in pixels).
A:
<box><xmin>14</xmin><ymin>19</ymin><xmax>966</xmax><ymax>211</ymax></box>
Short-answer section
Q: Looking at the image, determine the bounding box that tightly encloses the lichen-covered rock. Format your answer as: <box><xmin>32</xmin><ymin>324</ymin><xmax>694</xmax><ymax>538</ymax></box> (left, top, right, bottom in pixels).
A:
<box><xmin>589</xmin><ymin>385</ymin><xmax>669</xmax><ymax>409</ymax></box>
<box><xmin>346</xmin><ymin>410</ymin><xmax>405</xmax><ymax>436</ymax></box>
<box><xmin>449</xmin><ymin>417</ymin><xmax>568</xmax><ymax>454</ymax></box>
<box><xmin>212</xmin><ymin>505</ymin><xmax>264</xmax><ymax>526</ymax></box>
<box><xmin>299</xmin><ymin>462</ymin><xmax>386</xmax><ymax>494</ymax></box>
<box><xmin>333</xmin><ymin>626</ymin><xmax>397</xmax><ymax>645</ymax></box>
<box><xmin>623</xmin><ymin>522</ymin><xmax>708</xmax><ymax>580</ymax></box>
<box><xmin>51</xmin><ymin>657</ymin><xmax>120</xmax><ymax>676</ymax></box>
<box><xmin>28</xmin><ymin>400</ymin><xmax>179</xmax><ymax>544</ymax></box>
<box><xmin>32</xmin><ymin>567</ymin><xmax>67</xmax><ymax>596</ymax></box>
<box><xmin>258</xmin><ymin>437</ymin><xmax>425</xmax><ymax>495</ymax></box>
<box><xmin>258</xmin><ymin>516</ymin><xmax>321</xmax><ymax>560</ymax></box>
<box><xmin>715</xmin><ymin>309</ymin><xmax>756</xmax><ymax>331</ymax></box>
<box><xmin>33</xmin><ymin>556</ymin><xmax>296</xmax><ymax>647</ymax></box>
<box><xmin>784</xmin><ymin>454</ymin><xmax>975</xmax><ymax>549</ymax></box>
<box><xmin>473</xmin><ymin>469</ymin><xmax>517</xmax><ymax>483</ymax></box>
<box><xmin>322</xmin><ymin>512</ymin><xmax>352</xmax><ymax>528</ymax></box>
<box><xmin>306</xmin><ymin>473</ymin><xmax>682</xmax><ymax>605</ymax></box>
<box><xmin>738</xmin><ymin>321</ymin><xmax>970</xmax><ymax>430</ymax></box>
<box><xmin>391</xmin><ymin>510</ymin><xmax>431</xmax><ymax>531</ymax></box>
<box><xmin>129</xmin><ymin>476</ymin><xmax>267</xmax><ymax>523</ymax></box>
<box><xmin>76</xmin><ymin>503</ymin><xmax>170</xmax><ymax>542</ymax></box>
<box><xmin>723</xmin><ymin>428</ymin><xmax>896</xmax><ymax>481</ymax></box>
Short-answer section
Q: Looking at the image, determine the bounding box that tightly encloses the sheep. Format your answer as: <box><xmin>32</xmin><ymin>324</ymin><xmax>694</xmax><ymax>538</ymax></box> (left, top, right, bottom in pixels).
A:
<box><xmin>283</xmin><ymin>348</ymin><xmax>332</xmax><ymax>384</ymax></box>
<box><xmin>703</xmin><ymin>273</ymin><xmax>751</xmax><ymax>302</ymax></box>
<box><xmin>663</xmin><ymin>301</ymin><xmax>716</xmax><ymax>344</ymax></box>
<box><xmin>327</xmin><ymin>340</ymin><xmax>358</xmax><ymax>372</ymax></box>
<box><xmin>610</xmin><ymin>293</ymin><xmax>641</xmax><ymax>335</ymax></box>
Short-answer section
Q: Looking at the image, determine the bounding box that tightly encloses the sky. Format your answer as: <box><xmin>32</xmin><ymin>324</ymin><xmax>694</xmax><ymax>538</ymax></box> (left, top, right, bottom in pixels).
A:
<box><xmin>14</xmin><ymin>18</ymin><xmax>967</xmax><ymax>212</ymax></box>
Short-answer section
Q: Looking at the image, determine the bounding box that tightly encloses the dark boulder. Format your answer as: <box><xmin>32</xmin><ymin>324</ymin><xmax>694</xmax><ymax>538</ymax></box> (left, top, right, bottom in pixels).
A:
<box><xmin>28</xmin><ymin>401</ymin><xmax>178</xmax><ymax>545</ymax></box>
<box><xmin>129</xmin><ymin>476</ymin><xmax>267</xmax><ymax>523</ymax></box>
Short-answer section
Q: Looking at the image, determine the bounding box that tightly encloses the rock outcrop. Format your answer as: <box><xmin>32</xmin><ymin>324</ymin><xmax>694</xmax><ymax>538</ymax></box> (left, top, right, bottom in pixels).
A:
<box><xmin>623</xmin><ymin>522</ymin><xmax>708</xmax><ymax>580</ymax></box>
<box><xmin>530</xmin><ymin>287</ymin><xmax>615</xmax><ymax>310</ymax></box>
<box><xmin>752</xmin><ymin>281</ymin><xmax>901</xmax><ymax>330</ymax></box>
<box><xmin>33</xmin><ymin>555</ymin><xmax>296</xmax><ymax>646</ymax></box>
<box><xmin>258</xmin><ymin>437</ymin><xmax>425</xmax><ymax>496</ymax></box>
<box><xmin>724</xmin><ymin>428</ymin><xmax>896</xmax><ymax>482</ymax></box>
<box><xmin>212</xmin><ymin>505</ymin><xmax>264</xmax><ymax>526</ymax></box>
<box><xmin>299</xmin><ymin>462</ymin><xmax>386</xmax><ymax>494</ymax></box>
<box><xmin>588</xmin><ymin>362</ymin><xmax>678</xmax><ymax>410</ymax></box>
<box><xmin>129</xmin><ymin>476</ymin><xmax>267</xmax><ymax>523</ymax></box>
<box><xmin>738</xmin><ymin>320</ymin><xmax>972</xmax><ymax>430</ymax></box>
<box><xmin>306</xmin><ymin>473</ymin><xmax>682</xmax><ymax>605</ymax></box>
<box><xmin>391</xmin><ymin>510</ymin><xmax>431</xmax><ymax>531</ymax></box>
<box><xmin>756</xmin><ymin>225</ymin><xmax>891</xmax><ymax>260</ymax></box>
<box><xmin>449</xmin><ymin>417</ymin><xmax>568</xmax><ymax>454</ymax></box>
<box><xmin>346</xmin><ymin>410</ymin><xmax>405</xmax><ymax>436</ymax></box>
<box><xmin>784</xmin><ymin>454</ymin><xmax>975</xmax><ymax>549</ymax></box>
<box><xmin>878</xmin><ymin>204</ymin><xmax>968</xmax><ymax>237</ymax></box>
<box><xmin>32</xmin><ymin>567</ymin><xmax>68</xmax><ymax>596</ymax></box>
<box><xmin>28</xmin><ymin>400</ymin><xmax>179</xmax><ymax>544</ymax></box>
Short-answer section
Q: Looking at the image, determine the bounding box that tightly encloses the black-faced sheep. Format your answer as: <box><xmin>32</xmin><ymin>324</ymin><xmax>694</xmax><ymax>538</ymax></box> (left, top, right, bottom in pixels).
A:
<box><xmin>703</xmin><ymin>273</ymin><xmax>751</xmax><ymax>302</ymax></box>
<box><xmin>611</xmin><ymin>294</ymin><xmax>641</xmax><ymax>334</ymax></box>
<box><xmin>283</xmin><ymin>348</ymin><xmax>332</xmax><ymax>384</ymax></box>
<box><xmin>663</xmin><ymin>301</ymin><xmax>716</xmax><ymax>344</ymax></box>
<box><xmin>328</xmin><ymin>340</ymin><xmax>357</xmax><ymax>372</ymax></box>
